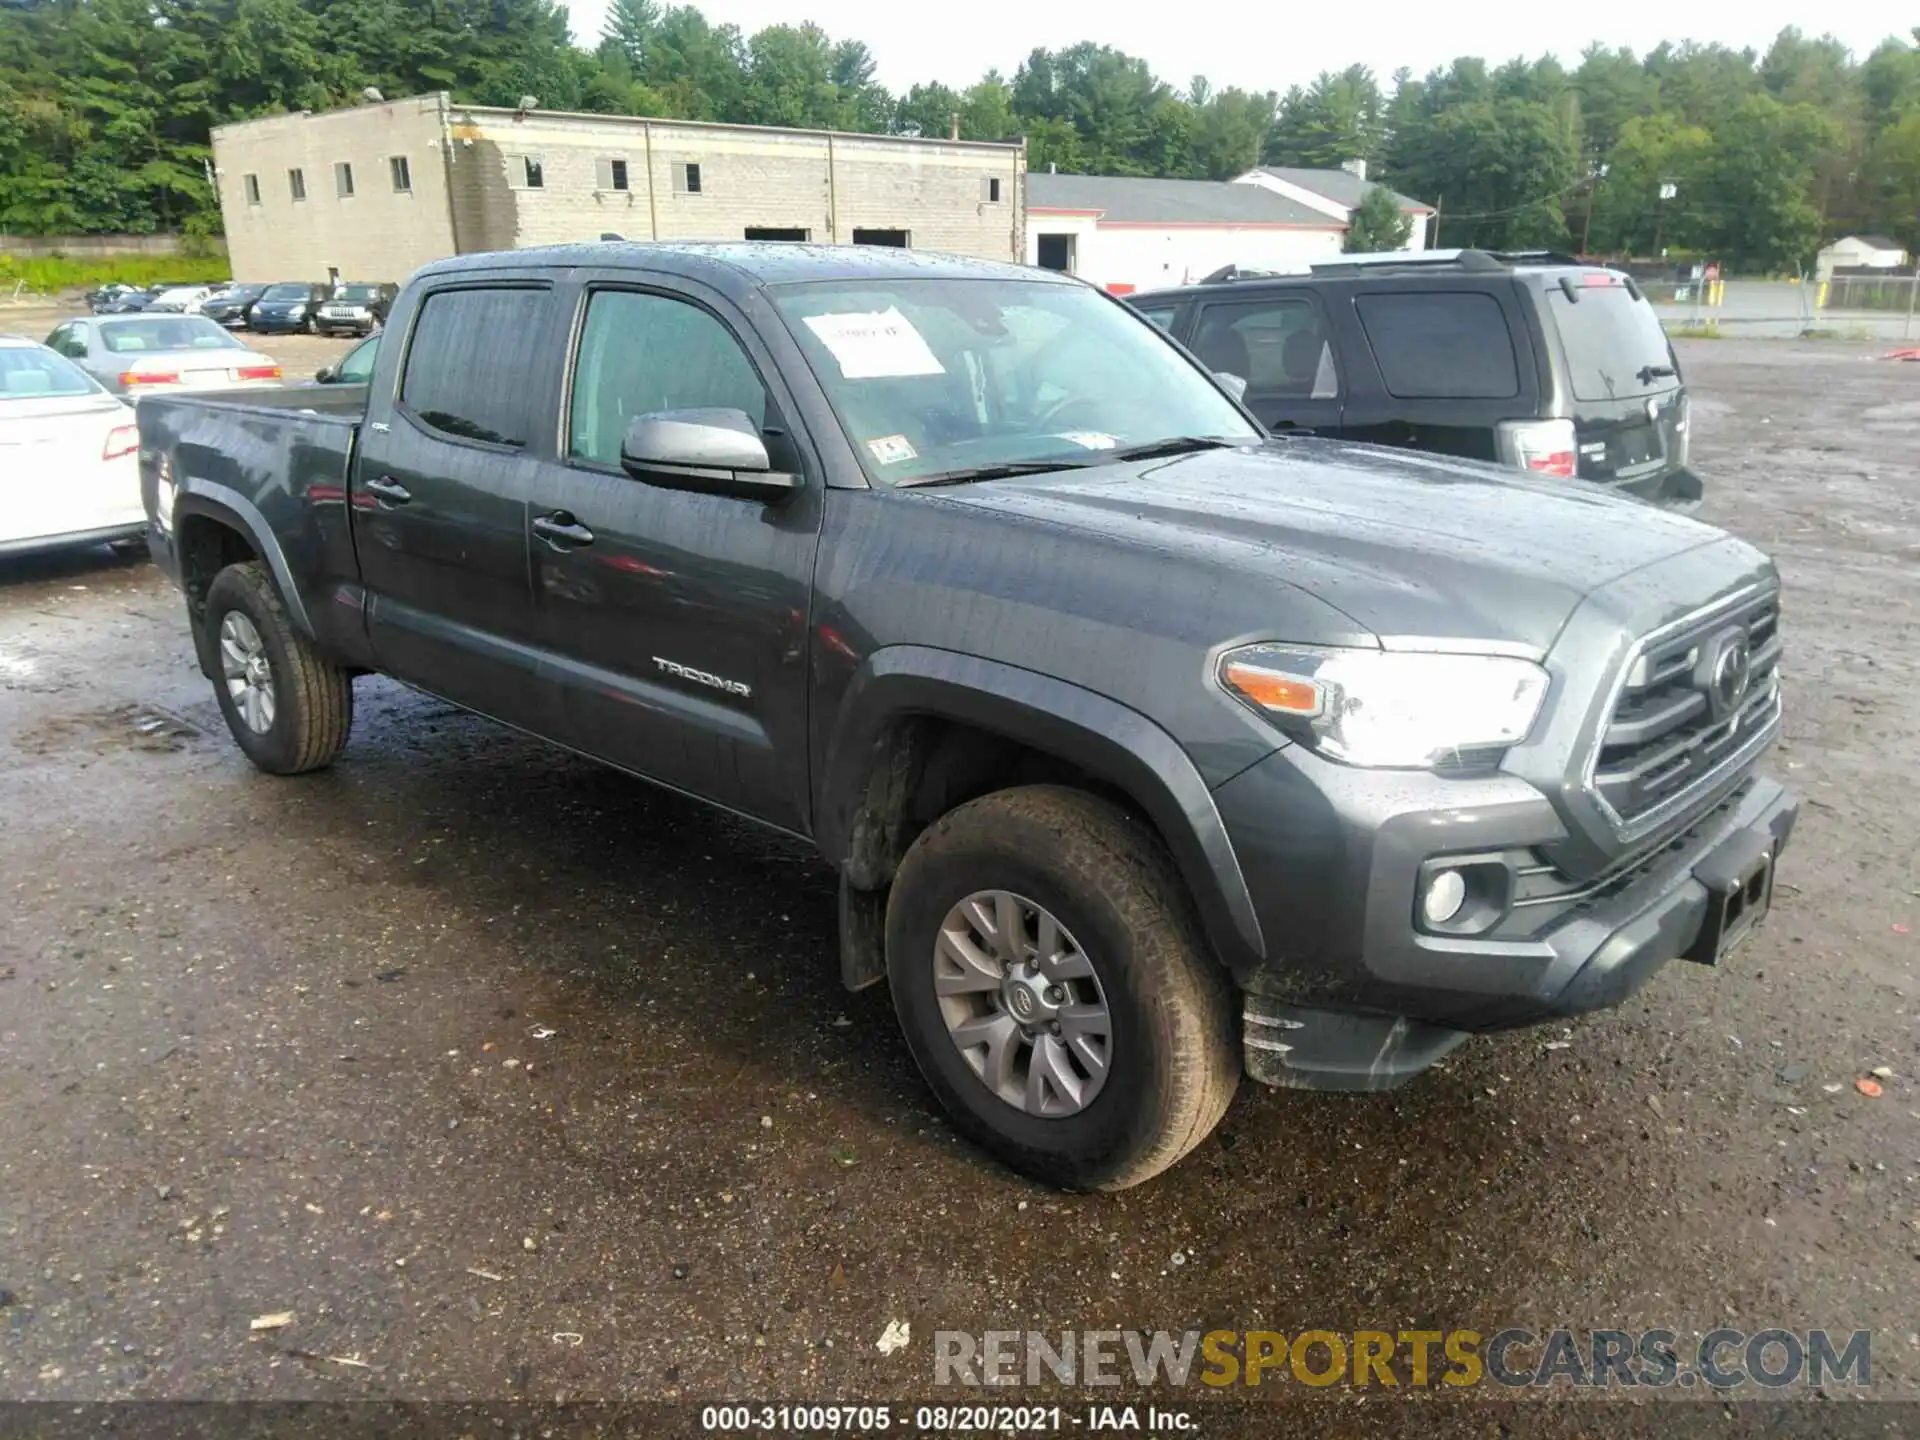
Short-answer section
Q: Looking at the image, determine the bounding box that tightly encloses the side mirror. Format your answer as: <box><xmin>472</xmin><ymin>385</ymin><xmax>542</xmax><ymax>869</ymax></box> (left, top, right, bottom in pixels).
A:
<box><xmin>1215</xmin><ymin>371</ymin><xmax>1249</xmax><ymax>400</ymax></box>
<box><xmin>620</xmin><ymin>408</ymin><xmax>799</xmax><ymax>502</ymax></box>
<box><xmin>314</xmin><ymin>366</ymin><xmax>336</xmax><ymax>384</ymax></box>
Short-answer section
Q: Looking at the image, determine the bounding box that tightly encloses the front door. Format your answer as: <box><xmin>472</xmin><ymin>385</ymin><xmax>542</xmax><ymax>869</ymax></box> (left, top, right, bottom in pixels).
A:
<box><xmin>525</xmin><ymin>279</ymin><xmax>824</xmax><ymax>832</ymax></box>
<box><xmin>1184</xmin><ymin>292</ymin><xmax>1344</xmax><ymax>434</ymax></box>
<box><xmin>351</xmin><ymin>280</ymin><xmax>562</xmax><ymax>734</ymax></box>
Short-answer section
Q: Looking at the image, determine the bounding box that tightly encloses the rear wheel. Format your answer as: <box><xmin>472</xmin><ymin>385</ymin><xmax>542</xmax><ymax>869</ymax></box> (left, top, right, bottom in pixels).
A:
<box><xmin>885</xmin><ymin>785</ymin><xmax>1239</xmax><ymax>1190</ymax></box>
<box><xmin>203</xmin><ymin>561</ymin><xmax>353</xmax><ymax>775</ymax></box>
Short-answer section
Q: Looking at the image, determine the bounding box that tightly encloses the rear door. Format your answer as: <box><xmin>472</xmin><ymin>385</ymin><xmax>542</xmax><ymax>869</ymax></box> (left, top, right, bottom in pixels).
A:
<box><xmin>351</xmin><ymin>278</ymin><xmax>563</xmax><ymax>734</ymax></box>
<box><xmin>1186</xmin><ymin>289</ymin><xmax>1343</xmax><ymax>433</ymax></box>
<box><xmin>1536</xmin><ymin>274</ymin><xmax>1689</xmax><ymax>498</ymax></box>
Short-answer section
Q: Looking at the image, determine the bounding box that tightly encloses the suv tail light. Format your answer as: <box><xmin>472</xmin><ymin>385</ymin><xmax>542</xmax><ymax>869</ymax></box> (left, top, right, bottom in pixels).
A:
<box><xmin>1496</xmin><ymin>419</ymin><xmax>1578</xmax><ymax>478</ymax></box>
<box><xmin>102</xmin><ymin>424</ymin><xmax>139</xmax><ymax>461</ymax></box>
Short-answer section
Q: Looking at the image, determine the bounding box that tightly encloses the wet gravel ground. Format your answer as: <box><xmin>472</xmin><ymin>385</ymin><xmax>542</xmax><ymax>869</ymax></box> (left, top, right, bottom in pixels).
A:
<box><xmin>0</xmin><ymin>331</ymin><xmax>1916</xmax><ymax>1430</ymax></box>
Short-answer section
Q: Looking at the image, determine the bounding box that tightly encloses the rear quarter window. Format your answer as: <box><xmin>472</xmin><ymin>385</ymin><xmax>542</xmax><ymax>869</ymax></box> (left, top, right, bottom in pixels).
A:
<box><xmin>1354</xmin><ymin>291</ymin><xmax>1519</xmax><ymax>399</ymax></box>
<box><xmin>400</xmin><ymin>287</ymin><xmax>550</xmax><ymax>448</ymax></box>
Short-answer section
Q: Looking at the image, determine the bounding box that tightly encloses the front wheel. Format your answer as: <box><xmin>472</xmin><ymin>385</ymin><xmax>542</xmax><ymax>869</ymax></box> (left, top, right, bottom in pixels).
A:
<box><xmin>886</xmin><ymin>785</ymin><xmax>1239</xmax><ymax>1190</ymax></box>
<box><xmin>203</xmin><ymin>561</ymin><xmax>354</xmax><ymax>774</ymax></box>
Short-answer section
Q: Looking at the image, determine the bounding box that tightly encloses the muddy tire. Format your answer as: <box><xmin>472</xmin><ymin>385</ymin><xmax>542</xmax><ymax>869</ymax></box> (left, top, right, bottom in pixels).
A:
<box><xmin>203</xmin><ymin>561</ymin><xmax>353</xmax><ymax>775</ymax></box>
<box><xmin>886</xmin><ymin>785</ymin><xmax>1239</xmax><ymax>1190</ymax></box>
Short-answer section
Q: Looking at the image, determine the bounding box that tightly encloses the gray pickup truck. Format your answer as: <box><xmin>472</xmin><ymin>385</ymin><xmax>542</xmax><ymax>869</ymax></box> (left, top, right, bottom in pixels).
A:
<box><xmin>137</xmin><ymin>243</ymin><xmax>1798</xmax><ymax>1190</ymax></box>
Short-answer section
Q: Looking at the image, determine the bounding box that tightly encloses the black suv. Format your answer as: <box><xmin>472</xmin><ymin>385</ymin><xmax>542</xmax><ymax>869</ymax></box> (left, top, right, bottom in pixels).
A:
<box><xmin>1131</xmin><ymin>250</ymin><xmax>1701</xmax><ymax>509</ymax></box>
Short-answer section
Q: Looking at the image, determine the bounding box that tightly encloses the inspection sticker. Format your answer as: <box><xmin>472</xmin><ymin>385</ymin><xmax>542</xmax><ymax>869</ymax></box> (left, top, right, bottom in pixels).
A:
<box><xmin>866</xmin><ymin>434</ymin><xmax>918</xmax><ymax>465</ymax></box>
<box><xmin>803</xmin><ymin>308</ymin><xmax>946</xmax><ymax>379</ymax></box>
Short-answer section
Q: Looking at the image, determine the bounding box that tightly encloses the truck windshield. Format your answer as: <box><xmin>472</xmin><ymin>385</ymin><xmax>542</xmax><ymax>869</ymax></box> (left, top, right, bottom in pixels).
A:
<box><xmin>772</xmin><ymin>278</ymin><xmax>1259</xmax><ymax>485</ymax></box>
<box><xmin>1548</xmin><ymin>281</ymin><xmax>1677</xmax><ymax>401</ymax></box>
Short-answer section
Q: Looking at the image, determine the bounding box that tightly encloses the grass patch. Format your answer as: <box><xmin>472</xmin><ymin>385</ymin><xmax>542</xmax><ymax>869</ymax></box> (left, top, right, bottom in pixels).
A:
<box><xmin>1</xmin><ymin>253</ymin><xmax>232</xmax><ymax>296</ymax></box>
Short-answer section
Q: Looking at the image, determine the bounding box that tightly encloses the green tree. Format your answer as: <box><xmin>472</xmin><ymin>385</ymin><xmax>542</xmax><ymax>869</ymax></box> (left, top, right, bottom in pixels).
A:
<box><xmin>1190</xmin><ymin>85</ymin><xmax>1274</xmax><ymax>180</ymax></box>
<box><xmin>1263</xmin><ymin>66</ymin><xmax>1383</xmax><ymax>168</ymax></box>
<box><xmin>1344</xmin><ymin>183</ymin><xmax>1412</xmax><ymax>251</ymax></box>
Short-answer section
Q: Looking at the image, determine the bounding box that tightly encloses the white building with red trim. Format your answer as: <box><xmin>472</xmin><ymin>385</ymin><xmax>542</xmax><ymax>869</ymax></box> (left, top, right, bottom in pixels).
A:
<box><xmin>1024</xmin><ymin>168</ymin><xmax>1432</xmax><ymax>295</ymax></box>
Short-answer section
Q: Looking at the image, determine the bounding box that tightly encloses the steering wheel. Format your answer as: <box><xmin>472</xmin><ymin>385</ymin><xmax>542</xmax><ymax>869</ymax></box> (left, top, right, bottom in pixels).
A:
<box><xmin>1032</xmin><ymin>393</ymin><xmax>1109</xmax><ymax>434</ymax></box>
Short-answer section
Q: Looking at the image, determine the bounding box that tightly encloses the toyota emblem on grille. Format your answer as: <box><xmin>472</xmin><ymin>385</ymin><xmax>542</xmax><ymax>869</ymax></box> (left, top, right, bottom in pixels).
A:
<box><xmin>1709</xmin><ymin>633</ymin><xmax>1753</xmax><ymax>715</ymax></box>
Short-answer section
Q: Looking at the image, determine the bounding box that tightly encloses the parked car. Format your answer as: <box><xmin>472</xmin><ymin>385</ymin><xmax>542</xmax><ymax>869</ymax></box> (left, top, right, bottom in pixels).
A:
<box><xmin>313</xmin><ymin>332</ymin><xmax>379</xmax><ymax>384</ymax></box>
<box><xmin>86</xmin><ymin>283</ymin><xmax>146</xmax><ymax>314</ymax></box>
<box><xmin>1130</xmin><ymin>249</ymin><xmax>1703</xmax><ymax>509</ymax></box>
<box><xmin>92</xmin><ymin>287</ymin><xmax>157</xmax><ymax>316</ymax></box>
<box><xmin>45</xmin><ymin>315</ymin><xmax>283</xmax><ymax>395</ymax></box>
<box><xmin>144</xmin><ymin>285</ymin><xmax>218</xmax><ymax>315</ymax></box>
<box><xmin>136</xmin><ymin>243</ymin><xmax>1795</xmax><ymax>1190</ymax></box>
<box><xmin>202</xmin><ymin>283</ymin><xmax>271</xmax><ymax>330</ymax></box>
<box><xmin>313</xmin><ymin>282</ymin><xmax>398</xmax><ymax>337</ymax></box>
<box><xmin>0</xmin><ymin>336</ymin><xmax>143</xmax><ymax>557</ymax></box>
<box><xmin>248</xmin><ymin>282</ymin><xmax>332</xmax><ymax>335</ymax></box>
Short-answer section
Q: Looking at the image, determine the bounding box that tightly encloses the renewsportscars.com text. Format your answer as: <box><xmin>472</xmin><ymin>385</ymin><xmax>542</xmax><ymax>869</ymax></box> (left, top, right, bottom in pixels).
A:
<box><xmin>933</xmin><ymin>1328</ymin><xmax>1871</xmax><ymax>1390</ymax></box>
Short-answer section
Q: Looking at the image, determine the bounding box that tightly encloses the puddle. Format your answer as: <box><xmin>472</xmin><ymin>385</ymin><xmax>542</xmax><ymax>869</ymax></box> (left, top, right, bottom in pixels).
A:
<box><xmin>12</xmin><ymin>702</ymin><xmax>204</xmax><ymax>757</ymax></box>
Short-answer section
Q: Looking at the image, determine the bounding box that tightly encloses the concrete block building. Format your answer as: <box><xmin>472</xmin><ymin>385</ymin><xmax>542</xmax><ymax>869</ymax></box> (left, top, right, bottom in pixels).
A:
<box><xmin>212</xmin><ymin>93</ymin><xmax>1027</xmax><ymax>282</ymax></box>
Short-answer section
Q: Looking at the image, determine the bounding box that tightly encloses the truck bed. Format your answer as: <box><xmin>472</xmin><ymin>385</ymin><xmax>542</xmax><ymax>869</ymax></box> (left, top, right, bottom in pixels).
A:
<box><xmin>138</xmin><ymin>385</ymin><xmax>368</xmax><ymax>659</ymax></box>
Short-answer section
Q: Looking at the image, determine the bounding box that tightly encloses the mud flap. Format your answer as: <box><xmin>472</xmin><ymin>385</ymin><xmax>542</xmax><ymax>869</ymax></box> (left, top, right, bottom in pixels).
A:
<box><xmin>839</xmin><ymin>876</ymin><xmax>888</xmax><ymax>992</ymax></box>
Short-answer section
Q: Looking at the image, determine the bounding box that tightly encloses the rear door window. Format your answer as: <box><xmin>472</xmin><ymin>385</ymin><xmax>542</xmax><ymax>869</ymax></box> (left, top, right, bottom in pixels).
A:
<box><xmin>1354</xmin><ymin>291</ymin><xmax>1518</xmax><ymax>399</ymax></box>
<box><xmin>1546</xmin><ymin>282</ymin><xmax>1675</xmax><ymax>401</ymax></box>
<box><xmin>400</xmin><ymin>286</ymin><xmax>550</xmax><ymax>448</ymax></box>
<box><xmin>1191</xmin><ymin>296</ymin><xmax>1339</xmax><ymax>400</ymax></box>
<box><xmin>1131</xmin><ymin>301</ymin><xmax>1179</xmax><ymax>333</ymax></box>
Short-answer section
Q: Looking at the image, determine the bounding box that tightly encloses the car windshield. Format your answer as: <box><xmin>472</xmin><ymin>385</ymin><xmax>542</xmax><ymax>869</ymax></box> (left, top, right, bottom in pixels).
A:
<box><xmin>337</xmin><ymin>285</ymin><xmax>381</xmax><ymax>302</ymax></box>
<box><xmin>1547</xmin><ymin>279</ymin><xmax>1677</xmax><ymax>401</ymax></box>
<box><xmin>0</xmin><ymin>346</ymin><xmax>99</xmax><ymax>399</ymax></box>
<box><xmin>263</xmin><ymin>284</ymin><xmax>311</xmax><ymax>301</ymax></box>
<box><xmin>101</xmin><ymin>318</ymin><xmax>245</xmax><ymax>354</ymax></box>
<box><xmin>771</xmin><ymin>277</ymin><xmax>1258</xmax><ymax>485</ymax></box>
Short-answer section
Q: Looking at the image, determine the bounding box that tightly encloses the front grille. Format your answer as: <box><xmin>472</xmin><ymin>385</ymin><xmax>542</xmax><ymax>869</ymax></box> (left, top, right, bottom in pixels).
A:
<box><xmin>1587</xmin><ymin>588</ymin><xmax>1781</xmax><ymax>836</ymax></box>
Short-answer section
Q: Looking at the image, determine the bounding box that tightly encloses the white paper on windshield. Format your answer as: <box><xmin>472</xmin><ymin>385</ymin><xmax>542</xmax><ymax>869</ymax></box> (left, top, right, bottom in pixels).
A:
<box><xmin>866</xmin><ymin>434</ymin><xmax>918</xmax><ymax>465</ymax></box>
<box><xmin>1059</xmin><ymin>431</ymin><xmax>1119</xmax><ymax>450</ymax></box>
<box><xmin>803</xmin><ymin>308</ymin><xmax>945</xmax><ymax>380</ymax></box>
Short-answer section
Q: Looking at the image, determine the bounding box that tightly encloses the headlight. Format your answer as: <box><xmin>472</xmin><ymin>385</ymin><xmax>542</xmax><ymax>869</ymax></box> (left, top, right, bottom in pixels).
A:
<box><xmin>1219</xmin><ymin>644</ymin><xmax>1550</xmax><ymax>770</ymax></box>
<box><xmin>288</xmin><ymin>305</ymin><xmax>307</xmax><ymax>317</ymax></box>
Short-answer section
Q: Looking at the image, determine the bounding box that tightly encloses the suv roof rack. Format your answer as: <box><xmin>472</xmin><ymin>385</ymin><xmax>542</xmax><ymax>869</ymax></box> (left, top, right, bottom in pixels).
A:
<box><xmin>1196</xmin><ymin>263</ymin><xmax>1300</xmax><ymax>285</ymax></box>
<box><xmin>1308</xmin><ymin>247</ymin><xmax>1593</xmax><ymax>275</ymax></box>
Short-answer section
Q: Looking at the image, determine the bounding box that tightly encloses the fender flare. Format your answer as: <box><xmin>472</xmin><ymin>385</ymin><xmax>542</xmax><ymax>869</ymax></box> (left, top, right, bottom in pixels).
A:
<box><xmin>172</xmin><ymin>481</ymin><xmax>317</xmax><ymax>639</ymax></box>
<box><xmin>818</xmin><ymin>645</ymin><xmax>1266</xmax><ymax>972</ymax></box>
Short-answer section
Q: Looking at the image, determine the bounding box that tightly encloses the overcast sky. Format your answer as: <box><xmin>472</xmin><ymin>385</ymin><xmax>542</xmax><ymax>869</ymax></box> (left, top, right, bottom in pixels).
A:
<box><xmin>560</xmin><ymin>1</ymin><xmax>1915</xmax><ymax>92</ymax></box>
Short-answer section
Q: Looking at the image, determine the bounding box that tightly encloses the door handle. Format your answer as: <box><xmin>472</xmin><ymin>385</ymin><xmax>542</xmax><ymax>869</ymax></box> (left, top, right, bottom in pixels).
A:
<box><xmin>532</xmin><ymin>512</ymin><xmax>595</xmax><ymax>549</ymax></box>
<box><xmin>363</xmin><ymin>476</ymin><xmax>411</xmax><ymax>505</ymax></box>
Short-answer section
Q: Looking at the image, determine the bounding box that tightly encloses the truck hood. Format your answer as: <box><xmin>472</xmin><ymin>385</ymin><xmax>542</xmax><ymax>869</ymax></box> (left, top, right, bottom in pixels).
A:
<box><xmin>930</xmin><ymin>439</ymin><xmax>1738</xmax><ymax>653</ymax></box>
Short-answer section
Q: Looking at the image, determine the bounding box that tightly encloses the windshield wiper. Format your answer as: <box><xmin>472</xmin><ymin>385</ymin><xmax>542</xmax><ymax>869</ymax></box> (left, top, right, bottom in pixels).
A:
<box><xmin>894</xmin><ymin>459</ymin><xmax>1096</xmax><ymax>489</ymax></box>
<box><xmin>1104</xmin><ymin>435</ymin><xmax>1239</xmax><ymax>463</ymax></box>
<box><xmin>1638</xmin><ymin>363</ymin><xmax>1678</xmax><ymax>383</ymax></box>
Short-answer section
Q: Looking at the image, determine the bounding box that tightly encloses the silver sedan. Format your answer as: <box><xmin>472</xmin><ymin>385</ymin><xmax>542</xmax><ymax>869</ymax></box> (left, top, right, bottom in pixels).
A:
<box><xmin>43</xmin><ymin>314</ymin><xmax>284</xmax><ymax>396</ymax></box>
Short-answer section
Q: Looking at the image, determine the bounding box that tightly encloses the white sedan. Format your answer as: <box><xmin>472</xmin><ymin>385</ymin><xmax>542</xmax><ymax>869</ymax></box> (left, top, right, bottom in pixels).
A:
<box><xmin>0</xmin><ymin>337</ymin><xmax>145</xmax><ymax>558</ymax></box>
<box><xmin>44</xmin><ymin>314</ymin><xmax>283</xmax><ymax>395</ymax></box>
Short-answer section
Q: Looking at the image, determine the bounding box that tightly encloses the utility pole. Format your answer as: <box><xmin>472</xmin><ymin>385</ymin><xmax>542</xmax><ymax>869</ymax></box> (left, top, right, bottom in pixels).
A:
<box><xmin>1580</xmin><ymin>161</ymin><xmax>1608</xmax><ymax>257</ymax></box>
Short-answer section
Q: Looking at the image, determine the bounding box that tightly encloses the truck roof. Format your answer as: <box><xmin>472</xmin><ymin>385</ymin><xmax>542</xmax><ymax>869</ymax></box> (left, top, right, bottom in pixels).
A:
<box><xmin>415</xmin><ymin>242</ymin><xmax>1067</xmax><ymax>295</ymax></box>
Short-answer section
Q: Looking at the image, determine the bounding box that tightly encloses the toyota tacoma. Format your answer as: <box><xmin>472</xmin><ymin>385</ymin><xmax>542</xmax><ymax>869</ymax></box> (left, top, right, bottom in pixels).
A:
<box><xmin>137</xmin><ymin>243</ymin><xmax>1798</xmax><ymax>1189</ymax></box>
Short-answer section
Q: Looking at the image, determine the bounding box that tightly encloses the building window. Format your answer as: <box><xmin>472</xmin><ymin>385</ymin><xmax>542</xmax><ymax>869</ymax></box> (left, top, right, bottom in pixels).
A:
<box><xmin>986</xmin><ymin>177</ymin><xmax>1001</xmax><ymax>203</ymax></box>
<box><xmin>596</xmin><ymin>158</ymin><xmax>629</xmax><ymax>192</ymax></box>
<box><xmin>288</xmin><ymin>168</ymin><xmax>307</xmax><ymax>202</ymax></box>
<box><xmin>389</xmin><ymin>156</ymin><xmax>412</xmax><ymax>193</ymax></box>
<box><xmin>243</xmin><ymin>174</ymin><xmax>261</xmax><ymax>205</ymax></box>
<box><xmin>676</xmin><ymin>162</ymin><xmax>702</xmax><ymax>195</ymax></box>
<box><xmin>745</xmin><ymin>227</ymin><xmax>809</xmax><ymax>241</ymax></box>
<box><xmin>335</xmin><ymin>162</ymin><xmax>355</xmax><ymax>198</ymax></box>
<box><xmin>852</xmin><ymin>228</ymin><xmax>909</xmax><ymax>247</ymax></box>
<box><xmin>507</xmin><ymin>154</ymin><xmax>544</xmax><ymax>190</ymax></box>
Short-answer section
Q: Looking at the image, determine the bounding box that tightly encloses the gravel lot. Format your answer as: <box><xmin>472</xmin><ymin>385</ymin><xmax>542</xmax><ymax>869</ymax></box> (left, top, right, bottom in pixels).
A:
<box><xmin>1</xmin><ymin>317</ymin><xmax>1915</xmax><ymax>1429</ymax></box>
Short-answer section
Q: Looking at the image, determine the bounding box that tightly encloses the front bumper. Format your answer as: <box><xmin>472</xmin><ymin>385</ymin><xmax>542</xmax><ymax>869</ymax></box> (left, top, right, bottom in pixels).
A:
<box><xmin>1213</xmin><ymin>743</ymin><xmax>1797</xmax><ymax>1089</ymax></box>
<box><xmin>250</xmin><ymin>314</ymin><xmax>308</xmax><ymax>332</ymax></box>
